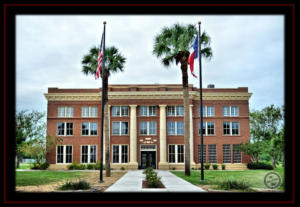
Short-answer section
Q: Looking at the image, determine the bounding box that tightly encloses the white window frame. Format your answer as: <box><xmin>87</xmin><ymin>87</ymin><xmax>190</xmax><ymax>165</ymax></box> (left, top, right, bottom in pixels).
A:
<box><xmin>81</xmin><ymin>122</ymin><xmax>98</xmax><ymax>136</ymax></box>
<box><xmin>207</xmin><ymin>106</ymin><xmax>215</xmax><ymax>117</ymax></box>
<box><xmin>223</xmin><ymin>106</ymin><xmax>239</xmax><ymax>117</ymax></box>
<box><xmin>80</xmin><ymin>145</ymin><xmax>97</xmax><ymax>164</ymax></box>
<box><xmin>168</xmin><ymin>144</ymin><xmax>184</xmax><ymax>163</ymax></box>
<box><xmin>58</xmin><ymin>106</ymin><xmax>74</xmax><ymax>118</ymax></box>
<box><xmin>223</xmin><ymin>122</ymin><xmax>240</xmax><ymax>136</ymax></box>
<box><xmin>140</xmin><ymin>106</ymin><xmax>156</xmax><ymax>116</ymax></box>
<box><xmin>167</xmin><ymin>106</ymin><xmax>184</xmax><ymax>117</ymax></box>
<box><xmin>112</xmin><ymin>144</ymin><xmax>129</xmax><ymax>163</ymax></box>
<box><xmin>112</xmin><ymin>121</ymin><xmax>129</xmax><ymax>136</ymax></box>
<box><xmin>199</xmin><ymin>122</ymin><xmax>215</xmax><ymax>136</ymax></box>
<box><xmin>57</xmin><ymin>122</ymin><xmax>73</xmax><ymax>136</ymax></box>
<box><xmin>140</xmin><ymin>121</ymin><xmax>156</xmax><ymax>135</ymax></box>
<box><xmin>112</xmin><ymin>106</ymin><xmax>129</xmax><ymax>117</ymax></box>
<box><xmin>81</xmin><ymin>106</ymin><xmax>98</xmax><ymax>118</ymax></box>
<box><xmin>168</xmin><ymin>121</ymin><xmax>184</xmax><ymax>136</ymax></box>
<box><xmin>56</xmin><ymin>145</ymin><xmax>73</xmax><ymax>164</ymax></box>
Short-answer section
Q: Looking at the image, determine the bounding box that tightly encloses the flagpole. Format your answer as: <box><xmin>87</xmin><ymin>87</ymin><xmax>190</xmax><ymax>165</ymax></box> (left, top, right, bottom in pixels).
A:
<box><xmin>99</xmin><ymin>21</ymin><xmax>106</xmax><ymax>183</ymax></box>
<box><xmin>198</xmin><ymin>21</ymin><xmax>204</xmax><ymax>181</ymax></box>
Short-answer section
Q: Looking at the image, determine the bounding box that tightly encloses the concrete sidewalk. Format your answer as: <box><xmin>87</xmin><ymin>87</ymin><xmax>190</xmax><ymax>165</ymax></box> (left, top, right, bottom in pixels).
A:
<box><xmin>105</xmin><ymin>170</ymin><xmax>205</xmax><ymax>192</ymax></box>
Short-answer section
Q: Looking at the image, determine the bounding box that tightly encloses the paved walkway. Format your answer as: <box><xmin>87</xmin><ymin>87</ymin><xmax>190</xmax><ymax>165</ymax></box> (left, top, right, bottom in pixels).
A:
<box><xmin>105</xmin><ymin>170</ymin><xmax>205</xmax><ymax>192</ymax></box>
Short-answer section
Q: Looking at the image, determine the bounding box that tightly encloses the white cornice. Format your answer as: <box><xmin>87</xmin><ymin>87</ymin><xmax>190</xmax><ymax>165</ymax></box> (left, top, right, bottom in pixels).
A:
<box><xmin>44</xmin><ymin>91</ymin><xmax>252</xmax><ymax>101</ymax></box>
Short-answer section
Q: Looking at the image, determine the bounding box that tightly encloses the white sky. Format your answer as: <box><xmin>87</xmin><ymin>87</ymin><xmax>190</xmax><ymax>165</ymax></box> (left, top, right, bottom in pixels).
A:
<box><xmin>16</xmin><ymin>15</ymin><xmax>284</xmax><ymax>113</ymax></box>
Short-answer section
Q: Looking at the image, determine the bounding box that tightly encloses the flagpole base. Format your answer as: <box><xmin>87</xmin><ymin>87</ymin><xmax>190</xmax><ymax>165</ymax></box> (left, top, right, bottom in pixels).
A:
<box><xmin>99</xmin><ymin>180</ymin><xmax>104</xmax><ymax>183</ymax></box>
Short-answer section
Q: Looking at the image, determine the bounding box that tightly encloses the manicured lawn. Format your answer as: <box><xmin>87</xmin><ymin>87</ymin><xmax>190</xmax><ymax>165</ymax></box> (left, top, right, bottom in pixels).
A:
<box><xmin>17</xmin><ymin>163</ymin><xmax>32</xmax><ymax>169</ymax></box>
<box><xmin>16</xmin><ymin>171</ymin><xmax>87</xmax><ymax>186</ymax></box>
<box><xmin>171</xmin><ymin>166</ymin><xmax>284</xmax><ymax>191</ymax></box>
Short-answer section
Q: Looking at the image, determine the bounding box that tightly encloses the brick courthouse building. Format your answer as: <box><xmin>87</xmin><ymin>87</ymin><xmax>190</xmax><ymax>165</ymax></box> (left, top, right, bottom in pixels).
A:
<box><xmin>45</xmin><ymin>84</ymin><xmax>252</xmax><ymax>170</ymax></box>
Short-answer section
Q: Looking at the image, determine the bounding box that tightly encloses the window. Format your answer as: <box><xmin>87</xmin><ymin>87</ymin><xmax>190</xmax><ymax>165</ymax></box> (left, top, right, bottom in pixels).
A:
<box><xmin>56</xmin><ymin>145</ymin><xmax>72</xmax><ymax>164</ymax></box>
<box><xmin>223</xmin><ymin>122</ymin><xmax>231</xmax><ymax>135</ymax></box>
<box><xmin>198</xmin><ymin>144</ymin><xmax>207</xmax><ymax>163</ymax></box>
<box><xmin>112</xmin><ymin>145</ymin><xmax>128</xmax><ymax>163</ymax></box>
<box><xmin>207</xmin><ymin>122</ymin><xmax>215</xmax><ymax>135</ymax></box>
<box><xmin>112</xmin><ymin>106</ymin><xmax>128</xmax><ymax>117</ymax></box>
<box><xmin>223</xmin><ymin>122</ymin><xmax>240</xmax><ymax>135</ymax></box>
<box><xmin>112</xmin><ymin>122</ymin><xmax>128</xmax><ymax>135</ymax></box>
<box><xmin>167</xmin><ymin>106</ymin><xmax>183</xmax><ymax>116</ymax></box>
<box><xmin>208</xmin><ymin>144</ymin><xmax>217</xmax><ymax>163</ymax></box>
<box><xmin>207</xmin><ymin>106</ymin><xmax>215</xmax><ymax>117</ymax></box>
<box><xmin>177</xmin><ymin>122</ymin><xmax>184</xmax><ymax>135</ymax></box>
<box><xmin>58</xmin><ymin>106</ymin><xmax>74</xmax><ymax>118</ymax></box>
<box><xmin>168</xmin><ymin>121</ymin><xmax>184</xmax><ymax>135</ymax></box>
<box><xmin>233</xmin><ymin>144</ymin><xmax>242</xmax><ymax>163</ymax></box>
<box><xmin>168</xmin><ymin>145</ymin><xmax>184</xmax><ymax>163</ymax></box>
<box><xmin>231</xmin><ymin>106</ymin><xmax>239</xmax><ymax>116</ymax></box>
<box><xmin>232</xmin><ymin>122</ymin><xmax>239</xmax><ymax>135</ymax></box>
<box><xmin>223</xmin><ymin>144</ymin><xmax>231</xmax><ymax>163</ymax></box>
<box><xmin>81</xmin><ymin>106</ymin><xmax>98</xmax><ymax>117</ymax></box>
<box><xmin>223</xmin><ymin>106</ymin><xmax>239</xmax><ymax>117</ymax></box>
<box><xmin>198</xmin><ymin>106</ymin><xmax>214</xmax><ymax>117</ymax></box>
<box><xmin>81</xmin><ymin>145</ymin><xmax>97</xmax><ymax>163</ymax></box>
<box><xmin>198</xmin><ymin>122</ymin><xmax>206</xmax><ymax>135</ymax></box>
<box><xmin>57</xmin><ymin>122</ymin><xmax>73</xmax><ymax>136</ymax></box>
<box><xmin>140</xmin><ymin>106</ymin><xmax>156</xmax><ymax>116</ymax></box>
<box><xmin>140</xmin><ymin>121</ymin><xmax>156</xmax><ymax>135</ymax></box>
<box><xmin>82</xmin><ymin>122</ymin><xmax>98</xmax><ymax>136</ymax></box>
<box><xmin>198</xmin><ymin>106</ymin><xmax>207</xmax><ymax>117</ymax></box>
<box><xmin>199</xmin><ymin>122</ymin><xmax>214</xmax><ymax>135</ymax></box>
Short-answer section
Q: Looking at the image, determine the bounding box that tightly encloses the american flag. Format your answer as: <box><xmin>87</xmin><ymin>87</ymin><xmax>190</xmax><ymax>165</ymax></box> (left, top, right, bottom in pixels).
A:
<box><xmin>95</xmin><ymin>32</ymin><xmax>104</xmax><ymax>79</ymax></box>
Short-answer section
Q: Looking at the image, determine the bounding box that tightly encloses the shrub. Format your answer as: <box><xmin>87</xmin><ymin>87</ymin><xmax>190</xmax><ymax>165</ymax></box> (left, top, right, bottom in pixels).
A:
<box><xmin>221</xmin><ymin>164</ymin><xmax>226</xmax><ymax>170</ymax></box>
<box><xmin>204</xmin><ymin>163</ymin><xmax>211</xmax><ymax>170</ymax></box>
<box><xmin>143</xmin><ymin>167</ymin><xmax>154</xmax><ymax>174</ymax></box>
<box><xmin>120</xmin><ymin>167</ymin><xmax>125</xmax><ymax>170</ymax></box>
<box><xmin>58</xmin><ymin>180</ymin><xmax>91</xmax><ymax>190</ymax></box>
<box><xmin>30</xmin><ymin>162</ymin><xmax>49</xmax><ymax>170</ymax></box>
<box><xmin>172</xmin><ymin>167</ymin><xmax>176</xmax><ymax>170</ymax></box>
<box><xmin>145</xmin><ymin>170</ymin><xmax>162</xmax><ymax>188</ymax></box>
<box><xmin>67</xmin><ymin>162</ymin><xmax>87</xmax><ymax>170</ymax></box>
<box><xmin>212</xmin><ymin>164</ymin><xmax>218</xmax><ymax>170</ymax></box>
<box><xmin>218</xmin><ymin>179</ymin><xmax>250</xmax><ymax>190</ymax></box>
<box><xmin>87</xmin><ymin>164</ymin><xmax>95</xmax><ymax>170</ymax></box>
<box><xmin>247</xmin><ymin>162</ymin><xmax>274</xmax><ymax>170</ymax></box>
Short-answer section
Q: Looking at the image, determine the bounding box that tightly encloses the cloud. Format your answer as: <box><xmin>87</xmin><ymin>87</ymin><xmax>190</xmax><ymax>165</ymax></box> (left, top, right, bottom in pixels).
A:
<box><xmin>16</xmin><ymin>15</ymin><xmax>284</xmax><ymax>113</ymax></box>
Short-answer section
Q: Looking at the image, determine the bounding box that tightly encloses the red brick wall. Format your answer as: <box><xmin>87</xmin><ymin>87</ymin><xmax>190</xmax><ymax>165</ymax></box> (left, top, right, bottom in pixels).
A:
<box><xmin>46</xmin><ymin>85</ymin><xmax>251</xmax><ymax>165</ymax></box>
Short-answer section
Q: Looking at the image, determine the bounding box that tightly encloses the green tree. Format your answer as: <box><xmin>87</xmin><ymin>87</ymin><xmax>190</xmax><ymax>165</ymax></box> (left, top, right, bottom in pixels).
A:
<box><xmin>20</xmin><ymin>135</ymin><xmax>63</xmax><ymax>164</ymax></box>
<box><xmin>82</xmin><ymin>46</ymin><xmax>126</xmax><ymax>177</ymax></box>
<box><xmin>240</xmin><ymin>105</ymin><xmax>284</xmax><ymax>167</ymax></box>
<box><xmin>15</xmin><ymin>110</ymin><xmax>45</xmax><ymax>168</ymax></box>
<box><xmin>153</xmin><ymin>23</ymin><xmax>212</xmax><ymax>176</ymax></box>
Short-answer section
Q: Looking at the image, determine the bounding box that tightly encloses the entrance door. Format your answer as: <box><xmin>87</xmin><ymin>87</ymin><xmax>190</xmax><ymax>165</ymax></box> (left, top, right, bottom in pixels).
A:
<box><xmin>141</xmin><ymin>151</ymin><xmax>156</xmax><ymax>169</ymax></box>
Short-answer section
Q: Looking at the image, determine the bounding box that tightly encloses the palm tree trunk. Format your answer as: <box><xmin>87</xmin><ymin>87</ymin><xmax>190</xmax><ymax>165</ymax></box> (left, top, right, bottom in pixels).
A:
<box><xmin>181</xmin><ymin>56</ymin><xmax>191</xmax><ymax>176</ymax></box>
<box><xmin>103</xmin><ymin>73</ymin><xmax>111</xmax><ymax>177</ymax></box>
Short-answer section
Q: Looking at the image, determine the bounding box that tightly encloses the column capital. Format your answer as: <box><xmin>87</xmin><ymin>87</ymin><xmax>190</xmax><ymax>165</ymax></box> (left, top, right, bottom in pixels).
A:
<box><xmin>108</xmin><ymin>105</ymin><xmax>111</xmax><ymax>108</ymax></box>
<box><xmin>159</xmin><ymin>104</ymin><xmax>167</xmax><ymax>108</ymax></box>
<box><xmin>129</xmin><ymin>105</ymin><xmax>137</xmax><ymax>108</ymax></box>
<box><xmin>190</xmin><ymin>104</ymin><xmax>194</xmax><ymax>107</ymax></box>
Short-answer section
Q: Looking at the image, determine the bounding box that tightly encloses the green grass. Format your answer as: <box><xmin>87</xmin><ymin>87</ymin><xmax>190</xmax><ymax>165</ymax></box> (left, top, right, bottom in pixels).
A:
<box><xmin>17</xmin><ymin>163</ymin><xmax>32</xmax><ymax>169</ymax></box>
<box><xmin>16</xmin><ymin>171</ymin><xmax>87</xmax><ymax>186</ymax></box>
<box><xmin>172</xmin><ymin>167</ymin><xmax>284</xmax><ymax>191</ymax></box>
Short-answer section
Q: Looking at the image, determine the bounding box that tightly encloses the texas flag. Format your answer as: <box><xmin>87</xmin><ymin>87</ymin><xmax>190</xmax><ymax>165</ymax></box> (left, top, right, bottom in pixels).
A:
<box><xmin>188</xmin><ymin>35</ymin><xmax>198</xmax><ymax>78</ymax></box>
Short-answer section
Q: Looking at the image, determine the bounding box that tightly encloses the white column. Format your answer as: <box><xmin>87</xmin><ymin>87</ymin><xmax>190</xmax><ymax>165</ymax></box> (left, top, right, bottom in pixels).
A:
<box><xmin>129</xmin><ymin>105</ymin><xmax>138</xmax><ymax>168</ymax></box>
<box><xmin>190</xmin><ymin>105</ymin><xmax>196</xmax><ymax>166</ymax></box>
<box><xmin>159</xmin><ymin>105</ymin><xmax>168</xmax><ymax>170</ymax></box>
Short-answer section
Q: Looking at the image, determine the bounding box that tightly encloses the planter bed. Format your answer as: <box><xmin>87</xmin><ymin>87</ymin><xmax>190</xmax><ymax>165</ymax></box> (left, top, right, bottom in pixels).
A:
<box><xmin>142</xmin><ymin>180</ymin><xmax>165</xmax><ymax>189</ymax></box>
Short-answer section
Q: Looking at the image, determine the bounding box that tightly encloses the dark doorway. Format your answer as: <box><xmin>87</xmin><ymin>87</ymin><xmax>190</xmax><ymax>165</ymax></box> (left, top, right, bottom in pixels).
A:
<box><xmin>141</xmin><ymin>151</ymin><xmax>156</xmax><ymax>169</ymax></box>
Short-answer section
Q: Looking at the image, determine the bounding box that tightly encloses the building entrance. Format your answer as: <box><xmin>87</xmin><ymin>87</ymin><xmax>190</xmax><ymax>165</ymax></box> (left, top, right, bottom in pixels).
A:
<box><xmin>140</xmin><ymin>145</ymin><xmax>156</xmax><ymax>169</ymax></box>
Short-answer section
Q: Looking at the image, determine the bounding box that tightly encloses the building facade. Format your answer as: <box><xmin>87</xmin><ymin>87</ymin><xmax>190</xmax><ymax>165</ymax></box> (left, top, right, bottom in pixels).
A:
<box><xmin>45</xmin><ymin>84</ymin><xmax>252</xmax><ymax>170</ymax></box>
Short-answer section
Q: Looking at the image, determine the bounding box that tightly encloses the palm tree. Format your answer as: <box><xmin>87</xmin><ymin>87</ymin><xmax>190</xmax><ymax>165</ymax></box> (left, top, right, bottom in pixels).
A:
<box><xmin>153</xmin><ymin>23</ymin><xmax>212</xmax><ymax>176</ymax></box>
<box><xmin>82</xmin><ymin>46</ymin><xmax>126</xmax><ymax>177</ymax></box>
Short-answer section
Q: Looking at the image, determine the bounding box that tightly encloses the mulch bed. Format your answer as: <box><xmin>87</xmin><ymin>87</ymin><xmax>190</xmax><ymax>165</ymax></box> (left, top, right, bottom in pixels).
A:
<box><xmin>142</xmin><ymin>180</ymin><xmax>165</xmax><ymax>189</ymax></box>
